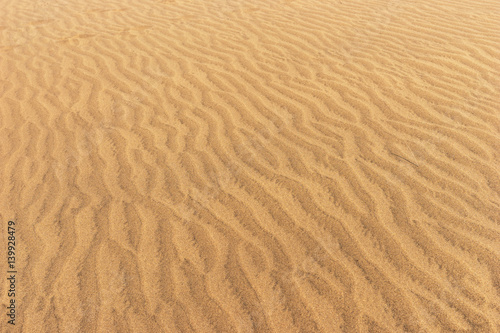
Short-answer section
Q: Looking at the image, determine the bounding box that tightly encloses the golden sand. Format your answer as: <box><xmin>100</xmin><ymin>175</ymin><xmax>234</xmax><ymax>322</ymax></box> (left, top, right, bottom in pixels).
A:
<box><xmin>1</xmin><ymin>0</ymin><xmax>499</xmax><ymax>331</ymax></box>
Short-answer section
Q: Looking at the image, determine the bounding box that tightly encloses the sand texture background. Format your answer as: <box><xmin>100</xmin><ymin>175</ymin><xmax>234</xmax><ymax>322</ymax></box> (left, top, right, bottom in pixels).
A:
<box><xmin>1</xmin><ymin>0</ymin><xmax>500</xmax><ymax>331</ymax></box>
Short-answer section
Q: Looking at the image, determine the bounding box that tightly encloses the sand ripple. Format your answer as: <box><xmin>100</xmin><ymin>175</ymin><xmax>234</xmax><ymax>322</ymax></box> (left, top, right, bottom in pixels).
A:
<box><xmin>1</xmin><ymin>0</ymin><xmax>499</xmax><ymax>331</ymax></box>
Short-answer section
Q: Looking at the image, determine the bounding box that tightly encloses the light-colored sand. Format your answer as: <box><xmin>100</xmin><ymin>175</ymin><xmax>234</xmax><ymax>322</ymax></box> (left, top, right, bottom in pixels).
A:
<box><xmin>1</xmin><ymin>0</ymin><xmax>499</xmax><ymax>331</ymax></box>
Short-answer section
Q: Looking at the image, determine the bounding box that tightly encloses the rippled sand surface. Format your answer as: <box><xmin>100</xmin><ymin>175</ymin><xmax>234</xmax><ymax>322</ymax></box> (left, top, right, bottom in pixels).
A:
<box><xmin>1</xmin><ymin>0</ymin><xmax>499</xmax><ymax>331</ymax></box>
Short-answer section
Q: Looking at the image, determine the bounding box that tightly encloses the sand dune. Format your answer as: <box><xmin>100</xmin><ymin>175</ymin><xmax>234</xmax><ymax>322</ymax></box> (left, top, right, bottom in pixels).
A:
<box><xmin>1</xmin><ymin>0</ymin><xmax>499</xmax><ymax>331</ymax></box>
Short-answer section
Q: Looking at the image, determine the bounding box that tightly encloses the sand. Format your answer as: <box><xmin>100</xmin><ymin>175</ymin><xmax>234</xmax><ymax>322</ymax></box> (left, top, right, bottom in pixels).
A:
<box><xmin>1</xmin><ymin>0</ymin><xmax>499</xmax><ymax>331</ymax></box>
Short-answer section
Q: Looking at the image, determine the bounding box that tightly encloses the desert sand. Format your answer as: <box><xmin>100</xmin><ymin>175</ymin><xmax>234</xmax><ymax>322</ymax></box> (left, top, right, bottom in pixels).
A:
<box><xmin>1</xmin><ymin>0</ymin><xmax>499</xmax><ymax>332</ymax></box>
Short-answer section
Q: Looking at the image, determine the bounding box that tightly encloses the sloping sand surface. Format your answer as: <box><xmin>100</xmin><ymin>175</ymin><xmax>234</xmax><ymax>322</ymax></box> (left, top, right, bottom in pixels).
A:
<box><xmin>1</xmin><ymin>0</ymin><xmax>499</xmax><ymax>331</ymax></box>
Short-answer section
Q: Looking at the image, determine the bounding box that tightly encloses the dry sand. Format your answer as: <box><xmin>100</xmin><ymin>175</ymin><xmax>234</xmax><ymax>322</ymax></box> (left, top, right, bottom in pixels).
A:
<box><xmin>1</xmin><ymin>0</ymin><xmax>500</xmax><ymax>332</ymax></box>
